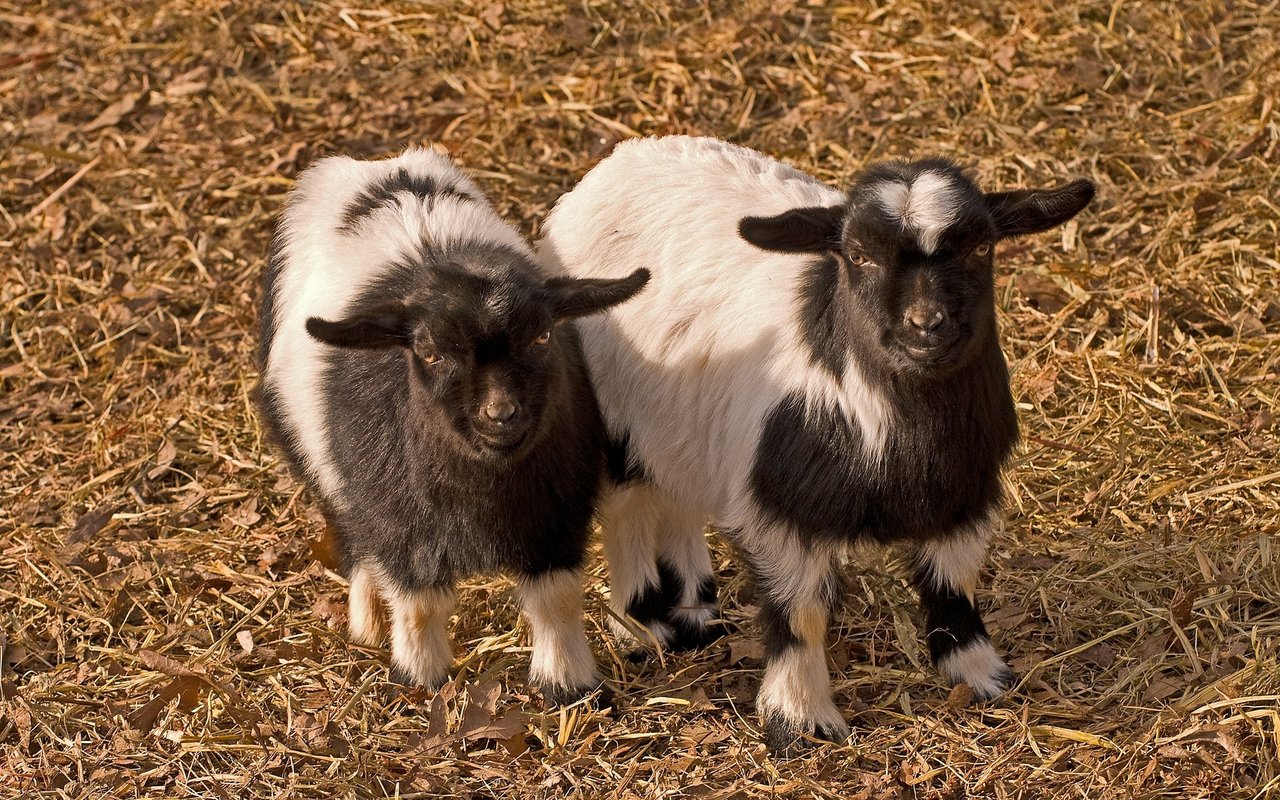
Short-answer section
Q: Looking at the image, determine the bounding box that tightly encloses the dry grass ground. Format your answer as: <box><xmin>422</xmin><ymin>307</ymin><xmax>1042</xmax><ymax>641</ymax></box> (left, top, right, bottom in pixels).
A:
<box><xmin>2</xmin><ymin>0</ymin><xmax>1279</xmax><ymax>797</ymax></box>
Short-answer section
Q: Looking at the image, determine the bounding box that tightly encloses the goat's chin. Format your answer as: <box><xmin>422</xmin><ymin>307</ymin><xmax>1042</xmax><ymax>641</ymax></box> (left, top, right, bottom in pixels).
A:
<box><xmin>887</xmin><ymin>343</ymin><xmax>973</xmax><ymax>380</ymax></box>
<box><xmin>466</xmin><ymin>428</ymin><xmax>542</xmax><ymax>464</ymax></box>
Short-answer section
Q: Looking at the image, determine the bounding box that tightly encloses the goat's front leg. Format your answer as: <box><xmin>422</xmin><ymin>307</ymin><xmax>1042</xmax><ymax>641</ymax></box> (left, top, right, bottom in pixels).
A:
<box><xmin>910</xmin><ymin>517</ymin><xmax>1014</xmax><ymax>700</ymax></box>
<box><xmin>383</xmin><ymin>579</ymin><xmax>456</xmax><ymax>690</ymax></box>
<box><xmin>739</xmin><ymin>529</ymin><xmax>848</xmax><ymax>753</ymax></box>
<box><xmin>515</xmin><ymin>569</ymin><xmax>606</xmax><ymax>707</ymax></box>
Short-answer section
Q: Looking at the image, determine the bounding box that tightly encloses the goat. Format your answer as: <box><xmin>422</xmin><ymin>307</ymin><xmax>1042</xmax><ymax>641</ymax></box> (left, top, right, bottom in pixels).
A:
<box><xmin>257</xmin><ymin>148</ymin><xmax>648</xmax><ymax>704</ymax></box>
<box><xmin>538</xmin><ymin>135</ymin><xmax>1093</xmax><ymax>748</ymax></box>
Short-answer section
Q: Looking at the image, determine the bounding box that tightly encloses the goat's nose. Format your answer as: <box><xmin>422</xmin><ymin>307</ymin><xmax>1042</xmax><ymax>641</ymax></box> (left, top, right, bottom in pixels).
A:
<box><xmin>906</xmin><ymin>306</ymin><xmax>947</xmax><ymax>333</ymax></box>
<box><xmin>483</xmin><ymin>400</ymin><xmax>518</xmax><ymax>423</ymax></box>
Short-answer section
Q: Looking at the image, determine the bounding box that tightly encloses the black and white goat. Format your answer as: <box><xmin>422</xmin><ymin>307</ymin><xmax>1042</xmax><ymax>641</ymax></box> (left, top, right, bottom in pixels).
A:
<box><xmin>256</xmin><ymin>149</ymin><xmax>648</xmax><ymax>704</ymax></box>
<box><xmin>538</xmin><ymin>136</ymin><xmax>1093</xmax><ymax>748</ymax></box>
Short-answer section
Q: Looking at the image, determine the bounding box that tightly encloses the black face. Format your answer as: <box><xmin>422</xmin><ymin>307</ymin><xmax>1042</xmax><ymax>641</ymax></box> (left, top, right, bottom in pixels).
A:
<box><xmin>737</xmin><ymin>158</ymin><xmax>1096</xmax><ymax>381</ymax></box>
<box><xmin>406</xmin><ymin>266</ymin><xmax>558</xmax><ymax>458</ymax></box>
<box><xmin>840</xmin><ymin>162</ymin><xmax>998</xmax><ymax>377</ymax></box>
<box><xmin>306</xmin><ymin>243</ymin><xmax>649</xmax><ymax>461</ymax></box>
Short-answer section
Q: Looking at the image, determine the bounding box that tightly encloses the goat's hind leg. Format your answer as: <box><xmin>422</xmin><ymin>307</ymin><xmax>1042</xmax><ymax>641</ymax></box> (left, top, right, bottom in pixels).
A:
<box><xmin>600</xmin><ymin>483</ymin><xmax>722</xmax><ymax>651</ymax></box>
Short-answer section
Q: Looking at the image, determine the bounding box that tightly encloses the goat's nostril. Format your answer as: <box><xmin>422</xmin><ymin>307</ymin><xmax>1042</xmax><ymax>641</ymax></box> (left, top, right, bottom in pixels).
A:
<box><xmin>907</xmin><ymin>308</ymin><xmax>946</xmax><ymax>333</ymax></box>
<box><xmin>483</xmin><ymin>401</ymin><xmax>518</xmax><ymax>423</ymax></box>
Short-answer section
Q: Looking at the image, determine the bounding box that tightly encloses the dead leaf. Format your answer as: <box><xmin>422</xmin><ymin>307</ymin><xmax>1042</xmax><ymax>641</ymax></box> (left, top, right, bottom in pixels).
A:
<box><xmin>236</xmin><ymin>630</ymin><xmax>254</xmax><ymax>655</ymax></box>
<box><xmin>225</xmin><ymin>499</ymin><xmax>261</xmax><ymax>529</ymax></box>
<box><xmin>1170</xmin><ymin>580</ymin><xmax>1199</xmax><ymax>628</ymax></box>
<box><xmin>945</xmin><ymin>681</ymin><xmax>974</xmax><ymax>709</ymax></box>
<box><xmin>146</xmin><ymin>439</ymin><xmax>177</xmax><ymax>480</ymax></box>
<box><xmin>461</xmin><ymin>709</ymin><xmax>528</xmax><ymax>742</ymax></box>
<box><xmin>312</xmin><ymin>595</ymin><xmax>345</xmax><ymax>631</ymax></box>
<box><xmin>1142</xmin><ymin>676</ymin><xmax>1180</xmax><ymax>703</ymax></box>
<box><xmin>1082</xmin><ymin>643</ymin><xmax>1117</xmax><ymax>669</ymax></box>
<box><xmin>138</xmin><ymin>649</ymin><xmax>201</xmax><ymax>677</ymax></box>
<box><xmin>83</xmin><ymin>92</ymin><xmax>141</xmax><ymax>131</ymax></box>
<box><xmin>727</xmin><ymin>637</ymin><xmax>763</xmax><ymax>663</ymax></box>
<box><xmin>125</xmin><ymin>675</ymin><xmax>204</xmax><ymax>733</ymax></box>
<box><xmin>1028</xmin><ymin>364</ymin><xmax>1059</xmax><ymax>403</ymax></box>
<box><xmin>1016</xmin><ymin>272</ymin><xmax>1071</xmax><ymax>314</ymax></box>
<box><xmin>70</xmin><ymin>505</ymin><xmax>116</xmax><ymax>544</ymax></box>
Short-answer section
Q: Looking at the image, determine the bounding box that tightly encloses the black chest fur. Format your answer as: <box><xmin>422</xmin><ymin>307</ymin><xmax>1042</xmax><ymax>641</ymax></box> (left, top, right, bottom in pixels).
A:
<box><xmin>321</xmin><ymin>346</ymin><xmax>606</xmax><ymax>588</ymax></box>
<box><xmin>750</xmin><ymin>348</ymin><xmax>1018</xmax><ymax>544</ymax></box>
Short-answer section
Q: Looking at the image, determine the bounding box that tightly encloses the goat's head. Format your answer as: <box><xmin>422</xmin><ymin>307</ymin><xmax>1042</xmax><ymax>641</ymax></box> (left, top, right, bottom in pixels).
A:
<box><xmin>307</xmin><ymin>243</ymin><xmax>649</xmax><ymax>459</ymax></box>
<box><xmin>739</xmin><ymin>159</ymin><xmax>1094</xmax><ymax>378</ymax></box>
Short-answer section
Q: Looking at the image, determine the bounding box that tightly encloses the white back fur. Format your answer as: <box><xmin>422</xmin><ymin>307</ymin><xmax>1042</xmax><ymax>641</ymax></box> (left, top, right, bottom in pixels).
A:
<box><xmin>538</xmin><ymin>136</ymin><xmax>891</xmax><ymax>528</ymax></box>
<box><xmin>263</xmin><ymin>149</ymin><xmax>530</xmax><ymax>504</ymax></box>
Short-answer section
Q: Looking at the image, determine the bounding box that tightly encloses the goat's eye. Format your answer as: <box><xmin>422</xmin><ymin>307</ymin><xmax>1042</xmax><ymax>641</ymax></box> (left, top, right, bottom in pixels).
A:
<box><xmin>975</xmin><ymin>243</ymin><xmax>991</xmax><ymax>258</ymax></box>
<box><xmin>533</xmin><ymin>330</ymin><xmax>552</xmax><ymax>346</ymax></box>
<box><xmin>420</xmin><ymin>351</ymin><xmax>440</xmax><ymax>365</ymax></box>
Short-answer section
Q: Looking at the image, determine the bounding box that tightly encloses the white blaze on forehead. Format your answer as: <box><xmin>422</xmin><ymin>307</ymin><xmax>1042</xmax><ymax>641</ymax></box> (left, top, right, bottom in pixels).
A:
<box><xmin>873</xmin><ymin>170</ymin><xmax>962</xmax><ymax>255</ymax></box>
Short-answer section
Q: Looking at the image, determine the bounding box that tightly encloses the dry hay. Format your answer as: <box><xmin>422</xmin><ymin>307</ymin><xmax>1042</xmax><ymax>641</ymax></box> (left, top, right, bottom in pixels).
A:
<box><xmin>2</xmin><ymin>0</ymin><xmax>1278</xmax><ymax>798</ymax></box>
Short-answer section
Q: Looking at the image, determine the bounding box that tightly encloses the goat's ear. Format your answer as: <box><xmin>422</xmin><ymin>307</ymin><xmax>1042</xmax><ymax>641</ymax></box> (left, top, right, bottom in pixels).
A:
<box><xmin>545</xmin><ymin>268</ymin><xmax>651</xmax><ymax>320</ymax></box>
<box><xmin>738</xmin><ymin>205</ymin><xmax>845</xmax><ymax>253</ymax></box>
<box><xmin>306</xmin><ymin>302</ymin><xmax>412</xmax><ymax>348</ymax></box>
<box><xmin>985</xmin><ymin>179</ymin><xmax>1095</xmax><ymax>239</ymax></box>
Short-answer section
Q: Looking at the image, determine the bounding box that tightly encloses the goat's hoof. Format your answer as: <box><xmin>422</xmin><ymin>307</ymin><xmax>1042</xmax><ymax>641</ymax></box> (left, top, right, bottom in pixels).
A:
<box><xmin>667</xmin><ymin>617</ymin><xmax>736</xmax><ymax>652</ymax></box>
<box><xmin>388</xmin><ymin>664</ymin><xmax>448</xmax><ymax>694</ymax></box>
<box><xmin>967</xmin><ymin>664</ymin><xmax>1017</xmax><ymax>703</ymax></box>
<box><xmin>762</xmin><ymin>713</ymin><xmax>850</xmax><ymax>757</ymax></box>
<box><xmin>537</xmin><ymin>680</ymin><xmax>613</xmax><ymax>710</ymax></box>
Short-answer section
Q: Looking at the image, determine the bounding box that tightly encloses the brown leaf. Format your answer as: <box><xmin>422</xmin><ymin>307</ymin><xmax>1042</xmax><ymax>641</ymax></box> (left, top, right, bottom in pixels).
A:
<box><xmin>125</xmin><ymin>675</ymin><xmax>204</xmax><ymax>733</ymax></box>
<box><xmin>1028</xmin><ymin>364</ymin><xmax>1059</xmax><ymax>403</ymax></box>
<box><xmin>312</xmin><ymin>595</ymin><xmax>345</xmax><ymax>631</ymax></box>
<box><xmin>1142</xmin><ymin>676</ymin><xmax>1180</xmax><ymax>703</ymax></box>
<box><xmin>236</xmin><ymin>630</ymin><xmax>254</xmax><ymax>655</ymax></box>
<box><xmin>1016</xmin><ymin>272</ymin><xmax>1071</xmax><ymax>314</ymax></box>
<box><xmin>146</xmin><ymin>439</ymin><xmax>176</xmax><ymax>480</ymax></box>
<box><xmin>225</xmin><ymin>499</ymin><xmax>261</xmax><ymax>529</ymax></box>
<box><xmin>1082</xmin><ymin>643</ymin><xmax>1117</xmax><ymax>669</ymax></box>
<box><xmin>1170</xmin><ymin>580</ymin><xmax>1199</xmax><ymax>628</ymax></box>
<box><xmin>70</xmin><ymin>505</ymin><xmax>116</xmax><ymax>544</ymax></box>
<box><xmin>83</xmin><ymin>91</ymin><xmax>141</xmax><ymax>131</ymax></box>
<box><xmin>138</xmin><ymin>649</ymin><xmax>201</xmax><ymax>677</ymax></box>
<box><xmin>727</xmin><ymin>637</ymin><xmax>763</xmax><ymax>664</ymax></box>
<box><xmin>460</xmin><ymin>709</ymin><xmax>528</xmax><ymax>742</ymax></box>
<box><xmin>945</xmin><ymin>681</ymin><xmax>974</xmax><ymax>709</ymax></box>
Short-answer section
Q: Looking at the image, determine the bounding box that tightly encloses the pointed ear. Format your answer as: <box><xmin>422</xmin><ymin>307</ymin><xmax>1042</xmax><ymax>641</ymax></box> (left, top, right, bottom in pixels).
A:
<box><xmin>544</xmin><ymin>268</ymin><xmax>651</xmax><ymax>320</ymax></box>
<box><xmin>306</xmin><ymin>301</ymin><xmax>412</xmax><ymax>348</ymax></box>
<box><xmin>738</xmin><ymin>205</ymin><xmax>846</xmax><ymax>253</ymax></box>
<box><xmin>985</xmin><ymin>179</ymin><xmax>1095</xmax><ymax>239</ymax></box>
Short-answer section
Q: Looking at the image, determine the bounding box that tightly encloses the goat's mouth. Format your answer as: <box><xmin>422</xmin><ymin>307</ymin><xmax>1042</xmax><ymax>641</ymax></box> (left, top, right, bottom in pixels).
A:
<box><xmin>471</xmin><ymin>425</ymin><xmax>530</xmax><ymax>456</ymax></box>
<box><xmin>895</xmin><ymin>334</ymin><xmax>963</xmax><ymax>369</ymax></box>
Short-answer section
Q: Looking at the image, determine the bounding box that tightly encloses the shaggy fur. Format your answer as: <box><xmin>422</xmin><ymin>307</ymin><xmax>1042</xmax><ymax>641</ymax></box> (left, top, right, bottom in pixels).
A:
<box><xmin>258</xmin><ymin>149</ymin><xmax>648</xmax><ymax>702</ymax></box>
<box><xmin>539</xmin><ymin>135</ymin><xmax>1093</xmax><ymax>750</ymax></box>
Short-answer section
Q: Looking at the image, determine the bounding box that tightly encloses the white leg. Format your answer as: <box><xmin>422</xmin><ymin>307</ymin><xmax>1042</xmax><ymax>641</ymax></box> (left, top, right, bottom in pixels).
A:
<box><xmin>600</xmin><ymin>483</ymin><xmax>720</xmax><ymax>650</ymax></box>
<box><xmin>347</xmin><ymin>564</ymin><xmax>384</xmax><ymax>647</ymax></box>
<box><xmin>655</xmin><ymin>513</ymin><xmax>721</xmax><ymax>648</ymax></box>
<box><xmin>516</xmin><ymin>569</ymin><xmax>603</xmax><ymax>705</ymax></box>
<box><xmin>741</xmin><ymin>527</ymin><xmax>849</xmax><ymax>752</ymax></box>
<box><xmin>599</xmin><ymin>484</ymin><xmax>665</xmax><ymax>644</ymax></box>
<box><xmin>384</xmin><ymin>582</ymin><xmax>455</xmax><ymax>689</ymax></box>
<box><xmin>911</xmin><ymin>516</ymin><xmax>1014</xmax><ymax>701</ymax></box>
